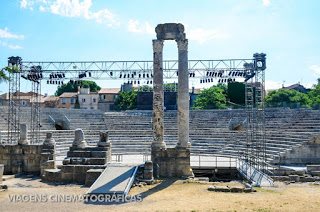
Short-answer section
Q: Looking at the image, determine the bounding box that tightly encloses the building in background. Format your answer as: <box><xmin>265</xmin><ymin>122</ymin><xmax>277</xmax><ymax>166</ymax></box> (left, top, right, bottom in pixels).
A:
<box><xmin>98</xmin><ymin>88</ymin><xmax>120</xmax><ymax>111</ymax></box>
<box><xmin>58</xmin><ymin>92</ymin><xmax>77</xmax><ymax>109</ymax></box>
<box><xmin>78</xmin><ymin>87</ymin><xmax>99</xmax><ymax>110</ymax></box>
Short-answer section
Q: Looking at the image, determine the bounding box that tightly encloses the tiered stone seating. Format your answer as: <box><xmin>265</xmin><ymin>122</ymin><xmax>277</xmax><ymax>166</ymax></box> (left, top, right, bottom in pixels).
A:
<box><xmin>1</xmin><ymin>106</ymin><xmax>320</xmax><ymax>163</ymax></box>
<box><xmin>103</xmin><ymin>108</ymin><xmax>320</xmax><ymax>162</ymax></box>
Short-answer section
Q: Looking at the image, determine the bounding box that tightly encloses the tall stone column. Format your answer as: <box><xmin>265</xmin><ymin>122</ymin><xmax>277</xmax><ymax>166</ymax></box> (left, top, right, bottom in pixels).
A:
<box><xmin>176</xmin><ymin>39</ymin><xmax>190</xmax><ymax>148</ymax></box>
<box><xmin>18</xmin><ymin>124</ymin><xmax>30</xmax><ymax>145</ymax></box>
<box><xmin>152</xmin><ymin>39</ymin><xmax>166</xmax><ymax>149</ymax></box>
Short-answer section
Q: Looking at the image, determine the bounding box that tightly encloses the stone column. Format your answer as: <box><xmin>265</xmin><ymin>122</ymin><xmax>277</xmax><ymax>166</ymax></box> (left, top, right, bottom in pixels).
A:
<box><xmin>176</xmin><ymin>39</ymin><xmax>190</xmax><ymax>148</ymax></box>
<box><xmin>18</xmin><ymin>124</ymin><xmax>30</xmax><ymax>145</ymax></box>
<box><xmin>43</xmin><ymin>132</ymin><xmax>55</xmax><ymax>146</ymax></box>
<box><xmin>152</xmin><ymin>39</ymin><xmax>166</xmax><ymax>149</ymax></box>
<box><xmin>72</xmin><ymin>128</ymin><xmax>87</xmax><ymax>149</ymax></box>
<box><xmin>97</xmin><ymin>131</ymin><xmax>110</xmax><ymax>147</ymax></box>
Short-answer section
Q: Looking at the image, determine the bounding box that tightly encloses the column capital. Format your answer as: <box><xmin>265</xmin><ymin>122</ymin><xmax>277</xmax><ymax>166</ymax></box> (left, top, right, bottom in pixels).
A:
<box><xmin>153</xmin><ymin>40</ymin><xmax>164</xmax><ymax>53</ymax></box>
<box><xmin>177</xmin><ymin>39</ymin><xmax>188</xmax><ymax>51</ymax></box>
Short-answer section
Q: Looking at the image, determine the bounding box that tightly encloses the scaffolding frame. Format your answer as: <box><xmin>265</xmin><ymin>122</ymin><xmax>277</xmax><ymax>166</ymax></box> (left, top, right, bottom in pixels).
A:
<box><xmin>243</xmin><ymin>53</ymin><xmax>268</xmax><ymax>174</ymax></box>
<box><xmin>7</xmin><ymin>57</ymin><xmax>22</xmax><ymax>144</ymax></box>
<box><xmin>30</xmin><ymin>80</ymin><xmax>41</xmax><ymax>144</ymax></box>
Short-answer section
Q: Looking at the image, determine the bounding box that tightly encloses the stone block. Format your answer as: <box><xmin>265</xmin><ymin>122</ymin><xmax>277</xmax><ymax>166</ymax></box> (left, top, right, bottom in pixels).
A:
<box><xmin>300</xmin><ymin>176</ymin><xmax>316</xmax><ymax>182</ymax></box>
<box><xmin>230</xmin><ymin>187</ymin><xmax>244</xmax><ymax>193</ymax></box>
<box><xmin>61</xmin><ymin>165</ymin><xmax>75</xmax><ymax>173</ymax></box>
<box><xmin>86</xmin><ymin>169</ymin><xmax>103</xmax><ymax>179</ymax></box>
<box><xmin>144</xmin><ymin>161</ymin><xmax>153</xmax><ymax>170</ymax></box>
<box><xmin>87</xmin><ymin>158</ymin><xmax>106</xmax><ymax>165</ymax></box>
<box><xmin>59</xmin><ymin>172</ymin><xmax>72</xmax><ymax>182</ymax></box>
<box><xmin>74</xmin><ymin>165</ymin><xmax>85</xmax><ymax>173</ymax></box>
<box><xmin>0</xmin><ymin>164</ymin><xmax>3</xmax><ymax>184</ymax></box>
<box><xmin>91</xmin><ymin>151</ymin><xmax>107</xmax><ymax>158</ymax></box>
<box><xmin>307</xmin><ymin>165</ymin><xmax>320</xmax><ymax>172</ymax></box>
<box><xmin>289</xmin><ymin>175</ymin><xmax>300</xmax><ymax>182</ymax></box>
<box><xmin>143</xmin><ymin>170</ymin><xmax>153</xmax><ymax>179</ymax></box>
<box><xmin>73</xmin><ymin>173</ymin><xmax>86</xmax><ymax>183</ymax></box>
<box><xmin>311</xmin><ymin>171</ymin><xmax>320</xmax><ymax>177</ymax></box>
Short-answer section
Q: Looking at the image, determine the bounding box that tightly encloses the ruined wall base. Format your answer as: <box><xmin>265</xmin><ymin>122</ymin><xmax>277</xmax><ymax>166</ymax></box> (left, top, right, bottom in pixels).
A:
<box><xmin>272</xmin><ymin>137</ymin><xmax>320</xmax><ymax>165</ymax></box>
<box><xmin>151</xmin><ymin>147</ymin><xmax>193</xmax><ymax>178</ymax></box>
<box><xmin>0</xmin><ymin>145</ymin><xmax>43</xmax><ymax>175</ymax></box>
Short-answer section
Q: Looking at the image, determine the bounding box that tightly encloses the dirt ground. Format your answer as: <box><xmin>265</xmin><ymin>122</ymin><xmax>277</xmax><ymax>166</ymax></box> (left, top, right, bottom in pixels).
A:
<box><xmin>1</xmin><ymin>177</ymin><xmax>320</xmax><ymax>212</ymax></box>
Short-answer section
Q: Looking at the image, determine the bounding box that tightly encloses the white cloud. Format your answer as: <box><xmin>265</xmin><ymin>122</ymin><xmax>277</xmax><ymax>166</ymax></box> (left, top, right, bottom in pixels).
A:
<box><xmin>0</xmin><ymin>40</ymin><xmax>22</xmax><ymax>50</ymax></box>
<box><xmin>310</xmin><ymin>65</ymin><xmax>320</xmax><ymax>75</ymax></box>
<box><xmin>39</xmin><ymin>5</ymin><xmax>45</xmax><ymax>11</ymax></box>
<box><xmin>20</xmin><ymin>0</ymin><xmax>35</xmax><ymax>10</ymax></box>
<box><xmin>128</xmin><ymin>20</ymin><xmax>154</xmax><ymax>34</ymax></box>
<box><xmin>265</xmin><ymin>80</ymin><xmax>282</xmax><ymax>90</ymax></box>
<box><xmin>8</xmin><ymin>45</ymin><xmax>23</xmax><ymax>50</ymax></box>
<box><xmin>188</xmin><ymin>28</ymin><xmax>229</xmax><ymax>44</ymax></box>
<box><xmin>20</xmin><ymin>0</ymin><xmax>28</xmax><ymax>8</ymax></box>
<box><xmin>0</xmin><ymin>27</ymin><xmax>24</xmax><ymax>39</ymax></box>
<box><xmin>21</xmin><ymin>0</ymin><xmax>119</xmax><ymax>27</ymax></box>
<box><xmin>262</xmin><ymin>0</ymin><xmax>270</xmax><ymax>6</ymax></box>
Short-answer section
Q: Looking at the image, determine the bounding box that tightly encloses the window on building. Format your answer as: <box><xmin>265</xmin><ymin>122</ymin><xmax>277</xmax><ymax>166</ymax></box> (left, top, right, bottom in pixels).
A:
<box><xmin>82</xmin><ymin>98</ymin><xmax>86</xmax><ymax>103</ymax></box>
<box><xmin>91</xmin><ymin>107</ymin><xmax>94</xmax><ymax>109</ymax></box>
<box><xmin>101</xmin><ymin>95</ymin><xmax>105</xmax><ymax>100</ymax></box>
<box><xmin>69</xmin><ymin>98</ymin><xmax>75</xmax><ymax>104</ymax></box>
<box><xmin>21</xmin><ymin>100</ymin><xmax>26</xmax><ymax>106</ymax></box>
<box><xmin>61</xmin><ymin>98</ymin><xmax>67</xmax><ymax>104</ymax></box>
<box><xmin>93</xmin><ymin>98</ymin><xmax>96</xmax><ymax>103</ymax></box>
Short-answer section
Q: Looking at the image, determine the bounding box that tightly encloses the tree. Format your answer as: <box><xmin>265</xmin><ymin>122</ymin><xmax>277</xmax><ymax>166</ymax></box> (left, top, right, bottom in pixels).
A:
<box><xmin>193</xmin><ymin>85</ymin><xmax>227</xmax><ymax>109</ymax></box>
<box><xmin>114</xmin><ymin>91</ymin><xmax>137</xmax><ymax>110</ymax></box>
<box><xmin>265</xmin><ymin>89</ymin><xmax>311</xmax><ymax>107</ymax></box>
<box><xmin>0</xmin><ymin>66</ymin><xmax>19</xmax><ymax>82</ymax></box>
<box><xmin>308</xmin><ymin>78</ymin><xmax>320</xmax><ymax>106</ymax></box>
<box><xmin>54</xmin><ymin>80</ymin><xmax>101</xmax><ymax>96</ymax></box>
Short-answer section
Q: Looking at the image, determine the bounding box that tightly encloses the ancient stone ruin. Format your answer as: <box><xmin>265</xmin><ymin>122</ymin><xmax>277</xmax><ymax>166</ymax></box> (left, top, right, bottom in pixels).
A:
<box><xmin>151</xmin><ymin>23</ymin><xmax>193</xmax><ymax>177</ymax></box>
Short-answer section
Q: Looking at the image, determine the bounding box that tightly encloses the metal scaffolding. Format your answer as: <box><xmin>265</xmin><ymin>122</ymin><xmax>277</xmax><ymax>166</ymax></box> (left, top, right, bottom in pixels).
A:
<box><xmin>7</xmin><ymin>56</ymin><xmax>22</xmax><ymax>144</ymax></box>
<box><xmin>242</xmin><ymin>53</ymin><xmax>268</xmax><ymax>173</ymax></box>
<box><xmin>30</xmin><ymin>80</ymin><xmax>41</xmax><ymax>144</ymax></box>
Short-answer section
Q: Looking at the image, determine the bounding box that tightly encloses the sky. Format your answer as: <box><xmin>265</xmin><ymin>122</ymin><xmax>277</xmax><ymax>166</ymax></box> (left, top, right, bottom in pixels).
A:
<box><xmin>0</xmin><ymin>0</ymin><xmax>320</xmax><ymax>95</ymax></box>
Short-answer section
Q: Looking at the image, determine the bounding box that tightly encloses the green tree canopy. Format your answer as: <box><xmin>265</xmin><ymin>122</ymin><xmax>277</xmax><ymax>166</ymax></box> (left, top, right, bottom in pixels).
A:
<box><xmin>308</xmin><ymin>78</ymin><xmax>320</xmax><ymax>106</ymax></box>
<box><xmin>114</xmin><ymin>91</ymin><xmax>137</xmax><ymax>110</ymax></box>
<box><xmin>54</xmin><ymin>80</ymin><xmax>101</xmax><ymax>96</ymax></box>
<box><xmin>193</xmin><ymin>85</ymin><xmax>227</xmax><ymax>109</ymax></box>
<box><xmin>0</xmin><ymin>66</ymin><xmax>19</xmax><ymax>82</ymax></box>
<box><xmin>265</xmin><ymin>89</ymin><xmax>311</xmax><ymax>107</ymax></box>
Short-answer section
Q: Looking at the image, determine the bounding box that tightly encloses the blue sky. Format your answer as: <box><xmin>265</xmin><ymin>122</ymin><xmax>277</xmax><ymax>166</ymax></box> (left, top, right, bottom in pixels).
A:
<box><xmin>0</xmin><ymin>0</ymin><xmax>320</xmax><ymax>95</ymax></box>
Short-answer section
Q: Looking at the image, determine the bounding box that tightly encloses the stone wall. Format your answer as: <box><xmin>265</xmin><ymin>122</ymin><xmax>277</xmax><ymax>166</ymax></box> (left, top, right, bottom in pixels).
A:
<box><xmin>275</xmin><ymin>136</ymin><xmax>320</xmax><ymax>165</ymax></box>
<box><xmin>0</xmin><ymin>145</ymin><xmax>43</xmax><ymax>174</ymax></box>
<box><xmin>151</xmin><ymin>147</ymin><xmax>193</xmax><ymax>177</ymax></box>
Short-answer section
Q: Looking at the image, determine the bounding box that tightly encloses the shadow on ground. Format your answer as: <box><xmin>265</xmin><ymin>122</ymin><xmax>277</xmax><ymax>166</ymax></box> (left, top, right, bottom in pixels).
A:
<box><xmin>84</xmin><ymin>178</ymin><xmax>177</xmax><ymax>205</ymax></box>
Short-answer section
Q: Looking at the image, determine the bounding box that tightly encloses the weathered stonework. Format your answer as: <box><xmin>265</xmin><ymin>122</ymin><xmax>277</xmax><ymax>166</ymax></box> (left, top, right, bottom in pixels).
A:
<box><xmin>18</xmin><ymin>124</ymin><xmax>30</xmax><ymax>145</ymax></box>
<box><xmin>40</xmin><ymin>133</ymin><xmax>56</xmax><ymax>176</ymax></box>
<box><xmin>0</xmin><ymin>145</ymin><xmax>43</xmax><ymax>174</ymax></box>
<box><xmin>152</xmin><ymin>23</ymin><xmax>192</xmax><ymax>177</ymax></box>
<box><xmin>151</xmin><ymin>147</ymin><xmax>193</xmax><ymax>177</ymax></box>
<box><xmin>46</xmin><ymin>130</ymin><xmax>112</xmax><ymax>184</ymax></box>
<box><xmin>152</xmin><ymin>40</ymin><xmax>166</xmax><ymax>149</ymax></box>
<box><xmin>72</xmin><ymin>128</ymin><xmax>87</xmax><ymax>149</ymax></box>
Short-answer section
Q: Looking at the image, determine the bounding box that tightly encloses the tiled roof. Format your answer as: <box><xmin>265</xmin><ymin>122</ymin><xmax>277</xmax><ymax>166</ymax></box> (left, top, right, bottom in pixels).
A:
<box><xmin>99</xmin><ymin>88</ymin><xmax>120</xmax><ymax>94</ymax></box>
<box><xmin>59</xmin><ymin>92</ymin><xmax>78</xmax><ymax>98</ymax></box>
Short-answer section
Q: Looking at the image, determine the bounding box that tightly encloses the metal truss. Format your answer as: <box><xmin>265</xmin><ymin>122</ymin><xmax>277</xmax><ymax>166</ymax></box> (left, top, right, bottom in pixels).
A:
<box><xmin>7</xmin><ymin>57</ymin><xmax>22</xmax><ymax>144</ymax></box>
<box><xmin>242</xmin><ymin>53</ymin><xmax>268</xmax><ymax>174</ymax></box>
<box><xmin>21</xmin><ymin>59</ymin><xmax>254</xmax><ymax>81</ymax></box>
<box><xmin>30</xmin><ymin>81</ymin><xmax>41</xmax><ymax>144</ymax></box>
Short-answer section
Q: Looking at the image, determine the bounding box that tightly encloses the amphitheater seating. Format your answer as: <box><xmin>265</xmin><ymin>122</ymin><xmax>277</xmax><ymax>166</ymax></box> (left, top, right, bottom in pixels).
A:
<box><xmin>1</xmin><ymin>106</ymin><xmax>320</xmax><ymax>163</ymax></box>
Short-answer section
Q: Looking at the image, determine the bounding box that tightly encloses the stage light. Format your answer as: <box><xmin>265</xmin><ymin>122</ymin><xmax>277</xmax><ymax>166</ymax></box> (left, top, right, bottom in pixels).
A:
<box><xmin>120</xmin><ymin>74</ymin><xmax>122</xmax><ymax>78</ymax></box>
<box><xmin>110</xmin><ymin>72</ymin><xmax>113</xmax><ymax>76</ymax></box>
